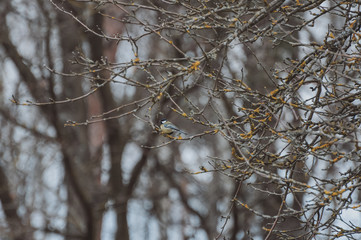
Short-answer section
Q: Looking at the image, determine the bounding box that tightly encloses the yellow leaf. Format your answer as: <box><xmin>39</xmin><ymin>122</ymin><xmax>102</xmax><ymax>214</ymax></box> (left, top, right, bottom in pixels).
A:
<box><xmin>189</xmin><ymin>61</ymin><xmax>200</xmax><ymax>71</ymax></box>
<box><xmin>200</xmin><ymin>166</ymin><xmax>208</xmax><ymax>171</ymax></box>
<box><xmin>350</xmin><ymin>20</ymin><xmax>356</xmax><ymax>28</ymax></box>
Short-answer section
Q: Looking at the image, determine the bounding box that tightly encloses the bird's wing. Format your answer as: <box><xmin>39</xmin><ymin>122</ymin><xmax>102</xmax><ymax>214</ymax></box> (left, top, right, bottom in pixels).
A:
<box><xmin>164</xmin><ymin>123</ymin><xmax>181</xmax><ymax>131</ymax></box>
<box><xmin>165</xmin><ymin>123</ymin><xmax>187</xmax><ymax>134</ymax></box>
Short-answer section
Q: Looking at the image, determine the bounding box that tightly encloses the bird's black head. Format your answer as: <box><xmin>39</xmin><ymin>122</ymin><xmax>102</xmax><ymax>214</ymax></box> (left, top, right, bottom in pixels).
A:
<box><xmin>160</xmin><ymin>119</ymin><xmax>167</xmax><ymax>124</ymax></box>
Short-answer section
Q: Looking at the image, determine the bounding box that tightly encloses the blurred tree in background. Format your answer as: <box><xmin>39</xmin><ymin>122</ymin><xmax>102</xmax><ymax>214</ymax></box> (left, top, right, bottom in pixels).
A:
<box><xmin>1</xmin><ymin>0</ymin><xmax>361</xmax><ymax>239</ymax></box>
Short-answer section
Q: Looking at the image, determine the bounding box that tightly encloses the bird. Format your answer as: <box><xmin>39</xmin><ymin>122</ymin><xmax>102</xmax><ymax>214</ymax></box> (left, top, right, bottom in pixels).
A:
<box><xmin>160</xmin><ymin>119</ymin><xmax>187</xmax><ymax>136</ymax></box>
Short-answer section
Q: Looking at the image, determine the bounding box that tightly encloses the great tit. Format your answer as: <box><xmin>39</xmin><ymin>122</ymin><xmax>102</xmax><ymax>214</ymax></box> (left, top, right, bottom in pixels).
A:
<box><xmin>160</xmin><ymin>119</ymin><xmax>187</xmax><ymax>135</ymax></box>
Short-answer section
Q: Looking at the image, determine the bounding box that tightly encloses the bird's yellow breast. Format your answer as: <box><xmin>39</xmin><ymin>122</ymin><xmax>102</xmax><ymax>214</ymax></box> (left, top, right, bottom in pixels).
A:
<box><xmin>160</xmin><ymin>124</ymin><xmax>174</xmax><ymax>134</ymax></box>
